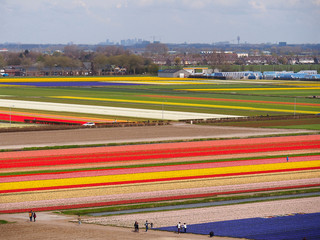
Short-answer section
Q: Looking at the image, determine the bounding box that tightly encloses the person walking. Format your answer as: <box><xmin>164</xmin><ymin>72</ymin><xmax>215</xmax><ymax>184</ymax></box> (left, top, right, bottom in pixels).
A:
<box><xmin>33</xmin><ymin>211</ymin><xmax>36</xmax><ymax>222</ymax></box>
<box><xmin>177</xmin><ymin>222</ymin><xmax>181</xmax><ymax>234</ymax></box>
<box><xmin>183</xmin><ymin>223</ymin><xmax>187</xmax><ymax>233</ymax></box>
<box><xmin>29</xmin><ymin>210</ymin><xmax>33</xmax><ymax>222</ymax></box>
<box><xmin>134</xmin><ymin>221</ymin><xmax>139</xmax><ymax>232</ymax></box>
<box><xmin>145</xmin><ymin>220</ymin><xmax>149</xmax><ymax>232</ymax></box>
<box><xmin>78</xmin><ymin>215</ymin><xmax>81</xmax><ymax>225</ymax></box>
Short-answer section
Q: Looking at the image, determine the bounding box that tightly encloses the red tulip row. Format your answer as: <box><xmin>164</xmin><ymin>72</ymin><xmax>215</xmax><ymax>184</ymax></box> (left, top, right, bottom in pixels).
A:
<box><xmin>4</xmin><ymin>139</ymin><xmax>315</xmax><ymax>163</ymax></box>
<box><xmin>0</xmin><ymin>113</ymin><xmax>84</xmax><ymax>124</ymax></box>
<box><xmin>3</xmin><ymin>155</ymin><xmax>318</xmax><ymax>181</ymax></box>
<box><xmin>1</xmin><ymin>135</ymin><xmax>318</xmax><ymax>160</ymax></box>
<box><xmin>1</xmin><ymin>140</ymin><xmax>319</xmax><ymax>168</ymax></box>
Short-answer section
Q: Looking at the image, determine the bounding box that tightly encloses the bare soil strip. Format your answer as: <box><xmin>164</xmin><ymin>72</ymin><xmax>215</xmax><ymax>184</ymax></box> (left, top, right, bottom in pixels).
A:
<box><xmin>0</xmin><ymin>123</ymin><xmax>315</xmax><ymax>150</ymax></box>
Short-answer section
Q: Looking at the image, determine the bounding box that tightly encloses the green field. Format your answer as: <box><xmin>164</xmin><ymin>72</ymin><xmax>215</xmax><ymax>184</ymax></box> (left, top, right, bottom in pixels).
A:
<box><xmin>206</xmin><ymin>117</ymin><xmax>320</xmax><ymax>130</ymax></box>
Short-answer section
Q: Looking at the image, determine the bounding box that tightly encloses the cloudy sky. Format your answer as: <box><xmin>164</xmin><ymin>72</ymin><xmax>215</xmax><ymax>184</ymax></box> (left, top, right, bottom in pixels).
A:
<box><xmin>1</xmin><ymin>0</ymin><xmax>319</xmax><ymax>44</ymax></box>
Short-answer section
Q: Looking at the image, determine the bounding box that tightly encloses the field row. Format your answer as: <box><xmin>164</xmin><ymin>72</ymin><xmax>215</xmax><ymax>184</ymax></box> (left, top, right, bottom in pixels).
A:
<box><xmin>2</xmin><ymin>160</ymin><xmax>319</xmax><ymax>194</ymax></box>
<box><xmin>0</xmin><ymin>110</ymin><xmax>120</xmax><ymax>125</ymax></box>
<box><xmin>0</xmin><ymin>135</ymin><xmax>319</xmax><ymax>213</ymax></box>
<box><xmin>2</xmin><ymin>137</ymin><xmax>320</xmax><ymax>167</ymax></box>
<box><xmin>52</xmin><ymin>95</ymin><xmax>320</xmax><ymax>115</ymax></box>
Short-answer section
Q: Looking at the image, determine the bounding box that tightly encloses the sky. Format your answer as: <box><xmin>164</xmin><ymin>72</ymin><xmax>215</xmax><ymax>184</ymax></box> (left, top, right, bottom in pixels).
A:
<box><xmin>1</xmin><ymin>0</ymin><xmax>320</xmax><ymax>45</ymax></box>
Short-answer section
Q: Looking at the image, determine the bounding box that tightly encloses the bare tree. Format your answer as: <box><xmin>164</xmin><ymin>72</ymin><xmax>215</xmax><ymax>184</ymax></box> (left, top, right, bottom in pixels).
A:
<box><xmin>64</xmin><ymin>45</ymin><xmax>81</xmax><ymax>59</ymax></box>
<box><xmin>0</xmin><ymin>54</ymin><xmax>6</xmax><ymax>68</ymax></box>
<box><xmin>145</xmin><ymin>43</ymin><xmax>168</xmax><ymax>55</ymax></box>
<box><xmin>95</xmin><ymin>46</ymin><xmax>127</xmax><ymax>56</ymax></box>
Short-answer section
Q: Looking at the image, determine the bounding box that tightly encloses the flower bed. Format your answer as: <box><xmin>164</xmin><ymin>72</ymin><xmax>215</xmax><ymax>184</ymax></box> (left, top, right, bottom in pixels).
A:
<box><xmin>0</xmin><ymin>135</ymin><xmax>319</xmax><ymax>212</ymax></box>
<box><xmin>2</xmin><ymin>140</ymin><xmax>319</xmax><ymax>168</ymax></box>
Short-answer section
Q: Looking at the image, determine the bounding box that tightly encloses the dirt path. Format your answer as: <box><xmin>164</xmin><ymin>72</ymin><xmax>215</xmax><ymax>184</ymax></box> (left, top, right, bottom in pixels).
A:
<box><xmin>0</xmin><ymin>123</ymin><xmax>315</xmax><ymax>150</ymax></box>
<box><xmin>1</xmin><ymin>197</ymin><xmax>319</xmax><ymax>240</ymax></box>
<box><xmin>0</xmin><ymin>212</ymin><xmax>238</xmax><ymax>240</ymax></box>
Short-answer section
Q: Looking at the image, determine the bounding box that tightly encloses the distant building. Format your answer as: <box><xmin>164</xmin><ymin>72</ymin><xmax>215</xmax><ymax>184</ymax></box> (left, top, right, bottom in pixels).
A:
<box><xmin>183</xmin><ymin>67</ymin><xmax>213</xmax><ymax>75</ymax></box>
<box><xmin>4</xmin><ymin>66</ymin><xmax>25</xmax><ymax>76</ymax></box>
<box><xmin>298</xmin><ymin>57</ymin><xmax>315</xmax><ymax>64</ymax></box>
<box><xmin>279</xmin><ymin>42</ymin><xmax>287</xmax><ymax>47</ymax></box>
<box><xmin>237</xmin><ymin>53</ymin><xmax>249</xmax><ymax>58</ymax></box>
<box><xmin>167</xmin><ymin>51</ymin><xmax>177</xmax><ymax>54</ymax></box>
<box><xmin>200</xmin><ymin>50</ymin><xmax>213</xmax><ymax>54</ymax></box>
<box><xmin>158</xmin><ymin>69</ymin><xmax>190</xmax><ymax>78</ymax></box>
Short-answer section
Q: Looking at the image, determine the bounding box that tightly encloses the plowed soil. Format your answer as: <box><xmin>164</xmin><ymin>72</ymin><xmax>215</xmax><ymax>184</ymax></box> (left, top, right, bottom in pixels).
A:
<box><xmin>0</xmin><ymin>123</ymin><xmax>315</xmax><ymax>150</ymax></box>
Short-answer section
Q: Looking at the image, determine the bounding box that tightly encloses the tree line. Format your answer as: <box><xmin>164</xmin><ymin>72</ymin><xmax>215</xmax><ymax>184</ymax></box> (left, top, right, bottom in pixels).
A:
<box><xmin>0</xmin><ymin>45</ymin><xmax>159</xmax><ymax>75</ymax></box>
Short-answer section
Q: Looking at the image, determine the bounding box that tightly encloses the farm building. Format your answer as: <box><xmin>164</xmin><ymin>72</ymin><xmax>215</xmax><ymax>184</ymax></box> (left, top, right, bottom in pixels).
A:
<box><xmin>183</xmin><ymin>67</ymin><xmax>213</xmax><ymax>75</ymax></box>
<box><xmin>158</xmin><ymin>69</ymin><xmax>190</xmax><ymax>78</ymax></box>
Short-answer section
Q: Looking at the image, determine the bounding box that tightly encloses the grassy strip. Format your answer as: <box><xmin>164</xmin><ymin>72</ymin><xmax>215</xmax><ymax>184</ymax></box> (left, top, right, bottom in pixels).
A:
<box><xmin>60</xmin><ymin>188</ymin><xmax>320</xmax><ymax>216</ymax></box>
<box><xmin>22</xmin><ymin>144</ymin><xmax>107</xmax><ymax>151</ymax></box>
<box><xmin>270</xmin><ymin>124</ymin><xmax>320</xmax><ymax>131</ymax></box>
<box><xmin>203</xmin><ymin>118</ymin><xmax>320</xmax><ymax>131</ymax></box>
<box><xmin>0</xmin><ymin>143</ymin><xmax>106</xmax><ymax>152</ymax></box>
<box><xmin>2</xmin><ymin>152</ymin><xmax>320</xmax><ymax>177</ymax></box>
<box><xmin>0</xmin><ymin>220</ymin><xmax>10</xmax><ymax>224</ymax></box>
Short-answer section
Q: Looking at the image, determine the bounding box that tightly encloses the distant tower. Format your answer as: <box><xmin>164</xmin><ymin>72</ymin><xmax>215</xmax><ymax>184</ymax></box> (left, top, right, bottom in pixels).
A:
<box><xmin>237</xmin><ymin>36</ymin><xmax>240</xmax><ymax>45</ymax></box>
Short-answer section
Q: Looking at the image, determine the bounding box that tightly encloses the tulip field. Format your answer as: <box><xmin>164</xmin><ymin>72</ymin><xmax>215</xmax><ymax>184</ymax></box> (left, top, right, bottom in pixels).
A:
<box><xmin>0</xmin><ymin>76</ymin><xmax>320</xmax><ymax>218</ymax></box>
<box><xmin>1</xmin><ymin>134</ymin><xmax>319</xmax><ymax>214</ymax></box>
<box><xmin>1</xmin><ymin>76</ymin><xmax>320</xmax><ymax>122</ymax></box>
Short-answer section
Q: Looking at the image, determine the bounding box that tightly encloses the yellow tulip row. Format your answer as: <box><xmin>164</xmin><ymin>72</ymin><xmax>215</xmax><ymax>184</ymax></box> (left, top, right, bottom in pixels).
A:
<box><xmin>52</xmin><ymin>96</ymin><xmax>319</xmax><ymax>114</ymax></box>
<box><xmin>1</xmin><ymin>170</ymin><xmax>319</xmax><ymax>204</ymax></box>
<box><xmin>2</xmin><ymin>160</ymin><xmax>319</xmax><ymax>192</ymax></box>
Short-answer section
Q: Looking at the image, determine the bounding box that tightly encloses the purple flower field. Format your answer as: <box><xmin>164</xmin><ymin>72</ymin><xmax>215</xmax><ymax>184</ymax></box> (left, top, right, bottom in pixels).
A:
<box><xmin>0</xmin><ymin>82</ymin><xmax>144</xmax><ymax>87</ymax></box>
<box><xmin>155</xmin><ymin>212</ymin><xmax>320</xmax><ymax>240</ymax></box>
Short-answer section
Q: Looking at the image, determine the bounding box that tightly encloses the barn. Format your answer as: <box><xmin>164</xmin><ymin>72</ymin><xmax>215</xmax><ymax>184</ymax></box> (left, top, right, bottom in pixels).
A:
<box><xmin>158</xmin><ymin>69</ymin><xmax>190</xmax><ymax>78</ymax></box>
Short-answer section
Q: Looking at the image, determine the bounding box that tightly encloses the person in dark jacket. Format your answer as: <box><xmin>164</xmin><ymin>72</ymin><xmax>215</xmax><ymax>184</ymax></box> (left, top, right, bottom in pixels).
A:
<box><xmin>33</xmin><ymin>211</ymin><xmax>37</xmax><ymax>222</ymax></box>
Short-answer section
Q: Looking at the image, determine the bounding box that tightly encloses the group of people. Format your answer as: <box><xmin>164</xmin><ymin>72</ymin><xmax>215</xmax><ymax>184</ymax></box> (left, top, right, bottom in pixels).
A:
<box><xmin>28</xmin><ymin>210</ymin><xmax>37</xmax><ymax>222</ymax></box>
<box><xmin>176</xmin><ymin>222</ymin><xmax>187</xmax><ymax>234</ymax></box>
<box><xmin>133</xmin><ymin>220</ymin><xmax>154</xmax><ymax>232</ymax></box>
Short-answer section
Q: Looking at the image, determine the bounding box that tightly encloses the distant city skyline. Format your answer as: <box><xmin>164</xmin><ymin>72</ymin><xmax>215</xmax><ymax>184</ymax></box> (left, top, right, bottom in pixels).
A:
<box><xmin>1</xmin><ymin>0</ymin><xmax>320</xmax><ymax>45</ymax></box>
